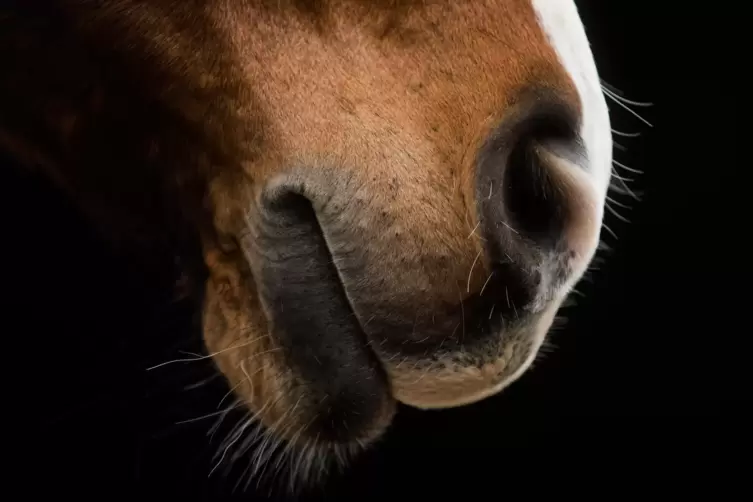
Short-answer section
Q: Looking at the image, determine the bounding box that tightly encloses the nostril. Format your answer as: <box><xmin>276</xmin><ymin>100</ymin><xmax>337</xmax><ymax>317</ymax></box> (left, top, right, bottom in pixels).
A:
<box><xmin>477</xmin><ymin>89</ymin><xmax>583</xmax><ymax>254</ymax></box>
<box><xmin>249</xmin><ymin>182</ymin><xmax>391</xmax><ymax>441</ymax></box>
<box><xmin>503</xmin><ymin>119</ymin><xmax>571</xmax><ymax>246</ymax></box>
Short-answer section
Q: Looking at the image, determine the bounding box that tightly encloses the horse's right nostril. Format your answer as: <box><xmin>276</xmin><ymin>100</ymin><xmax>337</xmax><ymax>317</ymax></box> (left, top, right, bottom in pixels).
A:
<box><xmin>243</xmin><ymin>185</ymin><xmax>392</xmax><ymax>442</ymax></box>
<box><xmin>476</xmin><ymin>89</ymin><xmax>586</xmax><ymax>260</ymax></box>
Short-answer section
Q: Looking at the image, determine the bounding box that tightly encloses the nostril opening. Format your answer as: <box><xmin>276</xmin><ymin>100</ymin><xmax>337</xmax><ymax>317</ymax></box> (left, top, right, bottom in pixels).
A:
<box><xmin>253</xmin><ymin>182</ymin><xmax>391</xmax><ymax>439</ymax></box>
<box><xmin>503</xmin><ymin>122</ymin><xmax>570</xmax><ymax>246</ymax></box>
<box><xmin>263</xmin><ymin>188</ymin><xmax>314</xmax><ymax>225</ymax></box>
<box><xmin>477</xmin><ymin>90</ymin><xmax>582</xmax><ymax>252</ymax></box>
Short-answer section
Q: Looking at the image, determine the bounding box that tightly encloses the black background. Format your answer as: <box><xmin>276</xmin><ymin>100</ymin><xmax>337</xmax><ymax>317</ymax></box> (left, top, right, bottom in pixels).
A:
<box><xmin>5</xmin><ymin>1</ymin><xmax>747</xmax><ymax>499</ymax></box>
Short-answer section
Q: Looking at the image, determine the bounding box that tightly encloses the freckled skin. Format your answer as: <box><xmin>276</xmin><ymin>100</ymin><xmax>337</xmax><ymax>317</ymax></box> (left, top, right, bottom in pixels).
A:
<box><xmin>0</xmin><ymin>0</ymin><xmax>607</xmax><ymax>485</ymax></box>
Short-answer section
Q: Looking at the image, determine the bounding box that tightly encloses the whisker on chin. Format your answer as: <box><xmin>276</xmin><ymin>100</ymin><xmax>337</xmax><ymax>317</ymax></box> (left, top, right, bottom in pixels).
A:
<box><xmin>174</xmin><ymin>400</ymin><xmax>245</xmax><ymax>426</ymax></box>
<box><xmin>272</xmin><ymin>416</ymin><xmax>312</xmax><ymax>478</ymax></box>
<box><xmin>209</xmin><ymin>369</ymin><xmax>292</xmax><ymax>448</ymax></box>
<box><xmin>248</xmin><ymin>422</ymin><xmax>286</xmax><ymax>489</ymax></box>
<box><xmin>216</xmin><ymin>368</ymin><xmax>252</xmax><ymax>410</ymax></box>
<box><xmin>145</xmin><ymin>333</ymin><xmax>273</xmax><ymax>371</ymax></box>
<box><xmin>278</xmin><ymin>420</ymin><xmax>317</xmax><ymax>493</ymax></box>
<box><xmin>182</xmin><ymin>372</ymin><xmax>222</xmax><ymax>391</ymax></box>
<box><xmin>218</xmin><ymin>396</ymin><xmax>337</xmax><ymax>495</ymax></box>
<box><xmin>212</xmin><ymin>374</ymin><xmax>303</xmax><ymax>482</ymax></box>
<box><xmin>211</xmin><ymin>415</ymin><xmax>255</xmax><ymax>478</ymax></box>
<box><xmin>254</xmin><ymin>398</ymin><xmax>308</xmax><ymax>489</ymax></box>
<box><xmin>209</xmin><ymin>397</ymin><xmax>244</xmax><ymax>440</ymax></box>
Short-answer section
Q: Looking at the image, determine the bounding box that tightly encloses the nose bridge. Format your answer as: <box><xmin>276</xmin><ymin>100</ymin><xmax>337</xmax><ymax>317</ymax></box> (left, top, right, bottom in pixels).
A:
<box><xmin>244</xmin><ymin>0</ymin><xmax>576</xmax><ymax>154</ymax></box>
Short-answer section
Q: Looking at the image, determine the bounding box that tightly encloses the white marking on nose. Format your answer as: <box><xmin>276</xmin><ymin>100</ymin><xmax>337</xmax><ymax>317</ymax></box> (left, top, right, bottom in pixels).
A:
<box><xmin>532</xmin><ymin>0</ymin><xmax>613</xmax><ymax>228</ymax></box>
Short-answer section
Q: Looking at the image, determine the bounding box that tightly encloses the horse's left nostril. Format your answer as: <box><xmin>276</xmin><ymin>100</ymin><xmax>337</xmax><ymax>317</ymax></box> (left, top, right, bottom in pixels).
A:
<box><xmin>476</xmin><ymin>89</ymin><xmax>585</xmax><ymax>260</ymax></box>
<box><xmin>503</xmin><ymin>118</ymin><xmax>574</xmax><ymax>247</ymax></box>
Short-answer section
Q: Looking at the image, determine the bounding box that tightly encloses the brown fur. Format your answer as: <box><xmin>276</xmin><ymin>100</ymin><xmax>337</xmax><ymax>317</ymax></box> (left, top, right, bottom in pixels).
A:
<box><xmin>1</xmin><ymin>0</ymin><xmax>595</xmax><ymax>481</ymax></box>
